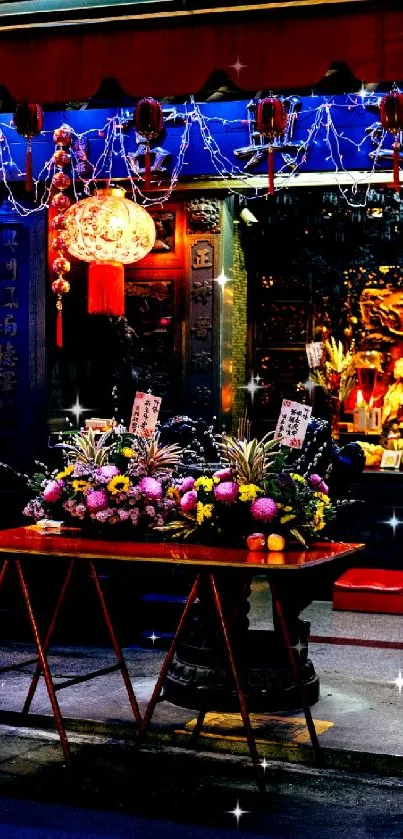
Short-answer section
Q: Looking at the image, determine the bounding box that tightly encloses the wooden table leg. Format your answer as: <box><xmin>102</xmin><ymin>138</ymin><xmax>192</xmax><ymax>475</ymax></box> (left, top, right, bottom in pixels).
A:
<box><xmin>208</xmin><ymin>573</ymin><xmax>265</xmax><ymax>792</ymax></box>
<box><xmin>137</xmin><ymin>575</ymin><xmax>200</xmax><ymax>745</ymax></box>
<box><xmin>23</xmin><ymin>558</ymin><xmax>76</xmax><ymax>714</ymax></box>
<box><xmin>0</xmin><ymin>558</ymin><xmax>9</xmax><ymax>593</ymax></box>
<box><xmin>188</xmin><ymin>579</ymin><xmax>251</xmax><ymax>748</ymax></box>
<box><xmin>270</xmin><ymin>579</ymin><xmax>322</xmax><ymax>764</ymax></box>
<box><xmin>88</xmin><ymin>560</ymin><xmax>142</xmax><ymax>726</ymax></box>
<box><xmin>15</xmin><ymin>559</ymin><xmax>72</xmax><ymax>770</ymax></box>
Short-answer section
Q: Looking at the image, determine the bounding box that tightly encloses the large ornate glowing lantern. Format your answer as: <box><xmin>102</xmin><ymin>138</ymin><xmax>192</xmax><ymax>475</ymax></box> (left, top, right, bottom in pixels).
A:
<box><xmin>62</xmin><ymin>187</ymin><xmax>155</xmax><ymax>316</ymax></box>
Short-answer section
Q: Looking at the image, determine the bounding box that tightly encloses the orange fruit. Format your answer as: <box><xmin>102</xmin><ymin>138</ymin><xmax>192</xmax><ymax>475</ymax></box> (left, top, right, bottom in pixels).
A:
<box><xmin>267</xmin><ymin>533</ymin><xmax>286</xmax><ymax>551</ymax></box>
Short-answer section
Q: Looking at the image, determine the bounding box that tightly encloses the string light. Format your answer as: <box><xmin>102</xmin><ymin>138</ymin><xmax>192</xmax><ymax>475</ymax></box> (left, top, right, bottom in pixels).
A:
<box><xmin>0</xmin><ymin>97</ymin><xmax>400</xmax><ymax>215</ymax></box>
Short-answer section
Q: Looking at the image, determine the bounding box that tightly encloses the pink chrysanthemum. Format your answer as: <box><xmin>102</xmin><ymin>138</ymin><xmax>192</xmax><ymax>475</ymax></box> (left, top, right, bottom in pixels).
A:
<box><xmin>86</xmin><ymin>489</ymin><xmax>109</xmax><ymax>512</ymax></box>
<box><xmin>214</xmin><ymin>481</ymin><xmax>239</xmax><ymax>503</ymax></box>
<box><xmin>213</xmin><ymin>468</ymin><xmax>233</xmax><ymax>482</ymax></box>
<box><xmin>96</xmin><ymin>464</ymin><xmax>120</xmax><ymax>483</ymax></box>
<box><xmin>179</xmin><ymin>476</ymin><xmax>195</xmax><ymax>494</ymax></box>
<box><xmin>309</xmin><ymin>474</ymin><xmax>329</xmax><ymax>494</ymax></box>
<box><xmin>250</xmin><ymin>496</ymin><xmax>278</xmax><ymax>522</ymax></box>
<box><xmin>43</xmin><ymin>480</ymin><xmax>63</xmax><ymax>503</ymax></box>
<box><xmin>138</xmin><ymin>476</ymin><xmax>163</xmax><ymax>501</ymax></box>
<box><xmin>180</xmin><ymin>490</ymin><xmax>198</xmax><ymax>512</ymax></box>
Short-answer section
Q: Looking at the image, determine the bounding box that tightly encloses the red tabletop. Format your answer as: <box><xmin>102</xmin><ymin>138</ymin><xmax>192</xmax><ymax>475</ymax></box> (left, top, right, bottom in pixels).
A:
<box><xmin>0</xmin><ymin>526</ymin><xmax>364</xmax><ymax>572</ymax></box>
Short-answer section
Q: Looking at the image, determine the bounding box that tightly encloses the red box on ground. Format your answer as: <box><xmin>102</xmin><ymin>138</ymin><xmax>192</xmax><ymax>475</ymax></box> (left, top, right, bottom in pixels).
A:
<box><xmin>333</xmin><ymin>568</ymin><xmax>403</xmax><ymax>615</ymax></box>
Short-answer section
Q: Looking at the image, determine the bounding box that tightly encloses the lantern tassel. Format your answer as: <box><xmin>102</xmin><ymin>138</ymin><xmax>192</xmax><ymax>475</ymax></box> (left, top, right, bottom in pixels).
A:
<box><xmin>88</xmin><ymin>261</ymin><xmax>125</xmax><ymax>316</ymax></box>
<box><xmin>26</xmin><ymin>139</ymin><xmax>33</xmax><ymax>193</ymax></box>
<box><xmin>144</xmin><ymin>144</ymin><xmax>151</xmax><ymax>190</ymax></box>
<box><xmin>268</xmin><ymin>144</ymin><xmax>275</xmax><ymax>195</ymax></box>
<box><xmin>56</xmin><ymin>300</ymin><xmax>63</xmax><ymax>348</ymax></box>
<box><xmin>393</xmin><ymin>137</ymin><xmax>401</xmax><ymax>191</ymax></box>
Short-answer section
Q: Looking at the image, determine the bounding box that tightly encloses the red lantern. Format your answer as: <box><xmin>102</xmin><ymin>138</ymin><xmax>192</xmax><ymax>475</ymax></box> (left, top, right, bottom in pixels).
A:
<box><xmin>13</xmin><ymin>103</ymin><xmax>43</xmax><ymax>192</ymax></box>
<box><xmin>134</xmin><ymin>98</ymin><xmax>163</xmax><ymax>189</ymax></box>
<box><xmin>380</xmin><ymin>86</ymin><xmax>403</xmax><ymax>191</ymax></box>
<box><xmin>255</xmin><ymin>97</ymin><xmax>286</xmax><ymax>195</ymax></box>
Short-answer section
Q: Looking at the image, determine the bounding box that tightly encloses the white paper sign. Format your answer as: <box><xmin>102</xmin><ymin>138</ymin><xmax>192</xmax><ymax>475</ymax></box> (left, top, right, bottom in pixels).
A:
<box><xmin>129</xmin><ymin>391</ymin><xmax>162</xmax><ymax>438</ymax></box>
<box><xmin>305</xmin><ymin>342</ymin><xmax>324</xmax><ymax>369</ymax></box>
<box><xmin>274</xmin><ymin>399</ymin><xmax>312</xmax><ymax>449</ymax></box>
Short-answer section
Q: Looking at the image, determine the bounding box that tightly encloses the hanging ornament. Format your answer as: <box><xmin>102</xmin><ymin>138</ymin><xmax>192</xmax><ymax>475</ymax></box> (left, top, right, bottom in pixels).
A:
<box><xmin>52</xmin><ymin>277</ymin><xmax>70</xmax><ymax>349</ymax></box>
<box><xmin>255</xmin><ymin>96</ymin><xmax>286</xmax><ymax>195</ymax></box>
<box><xmin>52</xmin><ymin>171</ymin><xmax>71</xmax><ymax>191</ymax></box>
<box><xmin>50</xmin><ymin>127</ymin><xmax>72</xmax><ymax>347</ymax></box>
<box><xmin>53</xmin><ymin>126</ymin><xmax>72</xmax><ymax>148</ymax></box>
<box><xmin>134</xmin><ymin>98</ymin><xmax>163</xmax><ymax>189</ymax></box>
<box><xmin>53</xmin><ymin>149</ymin><xmax>71</xmax><ymax>169</ymax></box>
<box><xmin>13</xmin><ymin>103</ymin><xmax>44</xmax><ymax>192</ymax></box>
<box><xmin>62</xmin><ymin>187</ymin><xmax>155</xmax><ymax>316</ymax></box>
<box><xmin>380</xmin><ymin>84</ymin><xmax>403</xmax><ymax>191</ymax></box>
<box><xmin>52</xmin><ymin>193</ymin><xmax>71</xmax><ymax>213</ymax></box>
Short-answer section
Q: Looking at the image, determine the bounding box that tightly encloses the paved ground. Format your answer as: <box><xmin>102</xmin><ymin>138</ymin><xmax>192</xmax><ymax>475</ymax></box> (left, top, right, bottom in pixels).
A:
<box><xmin>1</xmin><ymin>582</ymin><xmax>403</xmax><ymax>836</ymax></box>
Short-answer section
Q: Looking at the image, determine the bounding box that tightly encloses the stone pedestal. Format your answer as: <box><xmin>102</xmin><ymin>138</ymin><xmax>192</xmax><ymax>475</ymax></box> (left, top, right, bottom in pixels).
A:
<box><xmin>162</xmin><ymin>572</ymin><xmax>320</xmax><ymax>712</ymax></box>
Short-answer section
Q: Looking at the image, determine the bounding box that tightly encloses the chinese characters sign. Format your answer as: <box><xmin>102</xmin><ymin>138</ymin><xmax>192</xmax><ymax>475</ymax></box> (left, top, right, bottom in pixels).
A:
<box><xmin>0</xmin><ymin>226</ymin><xmax>22</xmax><ymax>427</ymax></box>
<box><xmin>305</xmin><ymin>342</ymin><xmax>324</xmax><ymax>369</ymax></box>
<box><xmin>129</xmin><ymin>391</ymin><xmax>162</xmax><ymax>437</ymax></box>
<box><xmin>274</xmin><ymin>399</ymin><xmax>312</xmax><ymax>449</ymax></box>
<box><xmin>0</xmin><ymin>214</ymin><xmax>46</xmax><ymax>467</ymax></box>
<box><xmin>188</xmin><ymin>240</ymin><xmax>216</xmax><ymax>417</ymax></box>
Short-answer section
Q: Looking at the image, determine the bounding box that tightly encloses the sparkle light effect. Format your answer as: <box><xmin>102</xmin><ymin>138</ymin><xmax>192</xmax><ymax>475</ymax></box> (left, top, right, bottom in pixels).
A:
<box><xmin>228</xmin><ymin>57</ymin><xmax>249</xmax><ymax>76</ymax></box>
<box><xmin>260</xmin><ymin>757</ymin><xmax>270</xmax><ymax>771</ymax></box>
<box><xmin>292</xmin><ymin>638</ymin><xmax>305</xmax><ymax>658</ymax></box>
<box><xmin>65</xmin><ymin>395</ymin><xmax>91</xmax><ymax>427</ymax></box>
<box><xmin>227</xmin><ymin>800</ymin><xmax>249</xmax><ymax>824</ymax></box>
<box><xmin>0</xmin><ymin>94</ymin><xmax>401</xmax><ymax>216</ymax></box>
<box><xmin>147</xmin><ymin>630</ymin><xmax>159</xmax><ymax>645</ymax></box>
<box><xmin>381</xmin><ymin>509</ymin><xmax>403</xmax><ymax>535</ymax></box>
<box><xmin>394</xmin><ymin>671</ymin><xmax>403</xmax><ymax>693</ymax></box>
<box><xmin>241</xmin><ymin>373</ymin><xmax>264</xmax><ymax>403</ymax></box>
<box><xmin>213</xmin><ymin>270</ymin><xmax>230</xmax><ymax>288</ymax></box>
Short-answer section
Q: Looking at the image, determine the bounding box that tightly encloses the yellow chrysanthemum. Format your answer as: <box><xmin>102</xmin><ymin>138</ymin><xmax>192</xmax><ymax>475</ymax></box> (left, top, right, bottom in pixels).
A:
<box><xmin>121</xmin><ymin>447</ymin><xmax>134</xmax><ymax>458</ymax></box>
<box><xmin>196</xmin><ymin>502</ymin><xmax>214</xmax><ymax>525</ymax></box>
<box><xmin>71</xmin><ymin>479</ymin><xmax>89</xmax><ymax>493</ymax></box>
<box><xmin>55</xmin><ymin>464</ymin><xmax>75</xmax><ymax>480</ymax></box>
<box><xmin>194</xmin><ymin>476</ymin><xmax>214</xmax><ymax>492</ymax></box>
<box><xmin>107</xmin><ymin>475</ymin><xmax>130</xmax><ymax>495</ymax></box>
<box><xmin>314</xmin><ymin>491</ymin><xmax>330</xmax><ymax>504</ymax></box>
<box><xmin>290</xmin><ymin>473</ymin><xmax>306</xmax><ymax>484</ymax></box>
<box><xmin>238</xmin><ymin>483</ymin><xmax>261</xmax><ymax>502</ymax></box>
<box><xmin>167</xmin><ymin>486</ymin><xmax>181</xmax><ymax>502</ymax></box>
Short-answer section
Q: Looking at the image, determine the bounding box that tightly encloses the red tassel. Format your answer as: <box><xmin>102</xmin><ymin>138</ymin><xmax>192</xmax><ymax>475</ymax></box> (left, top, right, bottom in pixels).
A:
<box><xmin>26</xmin><ymin>139</ymin><xmax>33</xmax><ymax>192</ymax></box>
<box><xmin>144</xmin><ymin>146</ymin><xmax>151</xmax><ymax>190</ymax></box>
<box><xmin>88</xmin><ymin>261</ymin><xmax>125</xmax><ymax>316</ymax></box>
<box><xmin>268</xmin><ymin>145</ymin><xmax>275</xmax><ymax>195</ymax></box>
<box><xmin>56</xmin><ymin>307</ymin><xmax>63</xmax><ymax>348</ymax></box>
<box><xmin>393</xmin><ymin>138</ymin><xmax>401</xmax><ymax>190</ymax></box>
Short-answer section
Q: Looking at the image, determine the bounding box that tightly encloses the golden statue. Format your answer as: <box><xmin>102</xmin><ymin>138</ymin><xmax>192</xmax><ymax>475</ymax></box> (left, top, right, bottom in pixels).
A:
<box><xmin>382</xmin><ymin>358</ymin><xmax>403</xmax><ymax>423</ymax></box>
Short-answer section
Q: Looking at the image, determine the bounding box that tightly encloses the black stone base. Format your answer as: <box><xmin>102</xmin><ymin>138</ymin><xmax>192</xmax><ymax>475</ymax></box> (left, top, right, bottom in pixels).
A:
<box><xmin>162</xmin><ymin>629</ymin><xmax>320</xmax><ymax>712</ymax></box>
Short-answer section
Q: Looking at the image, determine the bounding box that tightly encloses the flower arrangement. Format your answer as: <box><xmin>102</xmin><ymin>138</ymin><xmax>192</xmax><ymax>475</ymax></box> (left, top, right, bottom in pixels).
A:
<box><xmin>23</xmin><ymin>429</ymin><xmax>181</xmax><ymax>533</ymax></box>
<box><xmin>309</xmin><ymin>337</ymin><xmax>356</xmax><ymax>440</ymax></box>
<box><xmin>310</xmin><ymin>337</ymin><xmax>356</xmax><ymax>404</ymax></box>
<box><xmin>21</xmin><ymin>426</ymin><xmax>337</xmax><ymax>549</ymax></box>
<box><xmin>160</xmin><ymin>433</ymin><xmax>336</xmax><ymax>548</ymax></box>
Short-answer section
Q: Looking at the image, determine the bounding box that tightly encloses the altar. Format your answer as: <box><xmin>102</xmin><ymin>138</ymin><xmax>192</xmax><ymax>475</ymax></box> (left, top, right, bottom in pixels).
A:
<box><xmin>0</xmin><ymin>526</ymin><xmax>364</xmax><ymax>781</ymax></box>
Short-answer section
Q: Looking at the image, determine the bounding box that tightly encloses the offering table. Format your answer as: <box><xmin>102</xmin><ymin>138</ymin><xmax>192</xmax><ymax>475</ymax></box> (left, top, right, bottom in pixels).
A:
<box><xmin>0</xmin><ymin>526</ymin><xmax>364</xmax><ymax>784</ymax></box>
